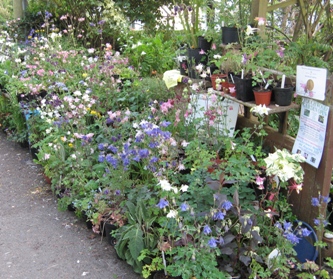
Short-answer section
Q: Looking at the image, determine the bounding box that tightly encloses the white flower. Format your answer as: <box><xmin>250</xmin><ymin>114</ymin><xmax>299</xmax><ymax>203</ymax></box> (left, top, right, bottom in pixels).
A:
<box><xmin>73</xmin><ymin>90</ymin><xmax>82</xmax><ymax>96</ymax></box>
<box><xmin>213</xmin><ymin>54</ymin><xmax>222</xmax><ymax>60</ymax></box>
<box><xmin>195</xmin><ymin>63</ymin><xmax>204</xmax><ymax>73</ymax></box>
<box><xmin>166</xmin><ymin>210</ymin><xmax>178</xmax><ymax>218</ymax></box>
<box><xmin>87</xmin><ymin>48</ymin><xmax>95</xmax><ymax>53</ymax></box>
<box><xmin>181</xmin><ymin>140</ymin><xmax>189</xmax><ymax>147</ymax></box>
<box><xmin>159</xmin><ymin>179</ymin><xmax>172</xmax><ymax>191</ymax></box>
<box><xmin>71</xmin><ymin>154</ymin><xmax>77</xmax><ymax>159</ymax></box>
<box><xmin>250</xmin><ymin>104</ymin><xmax>271</xmax><ymax>116</ymax></box>
<box><xmin>44</xmin><ymin>153</ymin><xmax>50</xmax><ymax>160</ymax></box>
<box><xmin>180</xmin><ymin>184</ymin><xmax>189</xmax><ymax>192</ymax></box>
<box><xmin>141</xmin><ymin>51</ymin><xmax>146</xmax><ymax>55</ymax></box>
<box><xmin>245</xmin><ymin>25</ymin><xmax>258</xmax><ymax>36</ymax></box>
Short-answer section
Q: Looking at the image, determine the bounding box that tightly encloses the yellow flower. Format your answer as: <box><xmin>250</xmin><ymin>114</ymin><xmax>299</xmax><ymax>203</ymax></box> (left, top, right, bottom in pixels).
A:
<box><xmin>82</xmin><ymin>73</ymin><xmax>88</xmax><ymax>78</ymax></box>
<box><xmin>60</xmin><ymin>136</ymin><xmax>66</xmax><ymax>142</ymax></box>
<box><xmin>68</xmin><ymin>143</ymin><xmax>73</xmax><ymax>148</ymax></box>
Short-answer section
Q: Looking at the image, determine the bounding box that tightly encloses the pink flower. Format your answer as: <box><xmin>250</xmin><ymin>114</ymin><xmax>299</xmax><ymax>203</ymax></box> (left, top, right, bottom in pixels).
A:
<box><xmin>199</xmin><ymin>49</ymin><xmax>206</xmax><ymax>54</ymax></box>
<box><xmin>288</xmin><ymin>181</ymin><xmax>303</xmax><ymax>194</ymax></box>
<box><xmin>255</xmin><ymin>175</ymin><xmax>265</xmax><ymax>190</ymax></box>
<box><xmin>211</xmin><ymin>43</ymin><xmax>216</xmax><ymax>50</ymax></box>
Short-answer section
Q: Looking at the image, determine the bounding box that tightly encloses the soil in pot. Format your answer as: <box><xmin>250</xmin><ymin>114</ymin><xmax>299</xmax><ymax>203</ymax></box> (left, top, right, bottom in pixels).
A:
<box><xmin>273</xmin><ymin>86</ymin><xmax>294</xmax><ymax>106</ymax></box>
<box><xmin>253</xmin><ymin>88</ymin><xmax>272</xmax><ymax>106</ymax></box>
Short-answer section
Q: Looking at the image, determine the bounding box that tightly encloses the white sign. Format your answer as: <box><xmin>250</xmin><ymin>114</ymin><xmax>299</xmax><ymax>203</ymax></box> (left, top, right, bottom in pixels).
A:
<box><xmin>292</xmin><ymin>98</ymin><xmax>330</xmax><ymax>168</ymax></box>
<box><xmin>296</xmin><ymin>65</ymin><xmax>327</xmax><ymax>101</ymax></box>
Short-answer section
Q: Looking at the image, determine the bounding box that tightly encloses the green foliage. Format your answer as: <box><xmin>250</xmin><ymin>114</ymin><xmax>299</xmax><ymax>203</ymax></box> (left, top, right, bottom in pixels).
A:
<box><xmin>114</xmin><ymin>200</ymin><xmax>158</xmax><ymax>274</ymax></box>
<box><xmin>121</xmin><ymin>32</ymin><xmax>178</xmax><ymax>77</ymax></box>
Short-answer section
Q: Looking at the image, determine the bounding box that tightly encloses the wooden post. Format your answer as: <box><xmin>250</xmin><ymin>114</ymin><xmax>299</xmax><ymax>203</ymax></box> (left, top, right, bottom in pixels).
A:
<box><xmin>13</xmin><ymin>0</ymin><xmax>28</xmax><ymax>19</ymax></box>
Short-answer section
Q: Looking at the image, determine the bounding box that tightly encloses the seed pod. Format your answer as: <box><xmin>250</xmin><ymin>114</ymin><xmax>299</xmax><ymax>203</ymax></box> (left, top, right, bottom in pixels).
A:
<box><xmin>306</xmin><ymin>79</ymin><xmax>314</xmax><ymax>91</ymax></box>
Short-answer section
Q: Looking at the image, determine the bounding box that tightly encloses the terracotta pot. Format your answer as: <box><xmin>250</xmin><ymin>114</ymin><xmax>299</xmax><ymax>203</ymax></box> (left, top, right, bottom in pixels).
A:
<box><xmin>222</xmin><ymin>82</ymin><xmax>236</xmax><ymax>96</ymax></box>
<box><xmin>253</xmin><ymin>88</ymin><xmax>272</xmax><ymax>106</ymax></box>
<box><xmin>211</xmin><ymin>74</ymin><xmax>227</xmax><ymax>90</ymax></box>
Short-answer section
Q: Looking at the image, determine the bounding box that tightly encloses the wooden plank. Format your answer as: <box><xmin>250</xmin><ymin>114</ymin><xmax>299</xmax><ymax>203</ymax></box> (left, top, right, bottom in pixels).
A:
<box><xmin>267</xmin><ymin>0</ymin><xmax>298</xmax><ymax>12</ymax></box>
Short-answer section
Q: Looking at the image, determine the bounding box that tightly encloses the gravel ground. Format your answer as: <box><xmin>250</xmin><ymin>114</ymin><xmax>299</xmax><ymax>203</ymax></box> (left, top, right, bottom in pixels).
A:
<box><xmin>0</xmin><ymin>132</ymin><xmax>142</xmax><ymax>279</ymax></box>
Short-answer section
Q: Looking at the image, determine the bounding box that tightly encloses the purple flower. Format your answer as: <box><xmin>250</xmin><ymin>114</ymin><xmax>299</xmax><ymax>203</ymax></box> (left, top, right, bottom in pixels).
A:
<box><xmin>314</xmin><ymin>219</ymin><xmax>320</xmax><ymax>226</ymax></box>
<box><xmin>207</xmin><ymin>237</ymin><xmax>217</xmax><ymax>248</ymax></box>
<box><xmin>221</xmin><ymin>200</ymin><xmax>233</xmax><ymax>211</ymax></box>
<box><xmin>115</xmin><ymin>189</ymin><xmax>121</xmax><ymax>195</ymax></box>
<box><xmin>107</xmin><ymin>145</ymin><xmax>118</xmax><ymax>153</ymax></box>
<box><xmin>139</xmin><ymin>149</ymin><xmax>149</xmax><ymax>158</ymax></box>
<box><xmin>322</xmin><ymin>195</ymin><xmax>331</xmax><ymax>204</ymax></box>
<box><xmin>180</xmin><ymin>203</ymin><xmax>189</xmax><ymax>211</ymax></box>
<box><xmin>98</xmin><ymin>155</ymin><xmax>105</xmax><ymax>162</ymax></box>
<box><xmin>213</xmin><ymin>211</ymin><xmax>225</xmax><ymax>221</ymax></box>
<box><xmin>241</xmin><ymin>54</ymin><xmax>248</xmax><ymax>65</ymax></box>
<box><xmin>283</xmin><ymin>221</ymin><xmax>292</xmax><ymax>231</ymax></box>
<box><xmin>274</xmin><ymin>222</ymin><xmax>282</xmax><ymax>230</ymax></box>
<box><xmin>203</xmin><ymin>225</ymin><xmax>212</xmax><ymax>235</ymax></box>
<box><xmin>160</xmin><ymin>121</ymin><xmax>171</xmax><ymax>127</ymax></box>
<box><xmin>285</xmin><ymin>232</ymin><xmax>300</xmax><ymax>245</ymax></box>
<box><xmin>301</xmin><ymin>228</ymin><xmax>312</xmax><ymax>237</ymax></box>
<box><xmin>311</xmin><ymin>197</ymin><xmax>320</xmax><ymax>207</ymax></box>
<box><xmin>157</xmin><ymin>198</ymin><xmax>169</xmax><ymax>209</ymax></box>
<box><xmin>148</xmin><ymin>141</ymin><xmax>159</xmax><ymax>148</ymax></box>
<box><xmin>106</xmin><ymin>154</ymin><xmax>118</xmax><ymax>169</ymax></box>
<box><xmin>150</xmin><ymin>156</ymin><xmax>159</xmax><ymax>163</ymax></box>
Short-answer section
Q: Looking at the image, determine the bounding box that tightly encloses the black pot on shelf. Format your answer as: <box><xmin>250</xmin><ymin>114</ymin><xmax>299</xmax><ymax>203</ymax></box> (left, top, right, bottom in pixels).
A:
<box><xmin>186</xmin><ymin>48</ymin><xmax>208</xmax><ymax>79</ymax></box>
<box><xmin>234</xmin><ymin>76</ymin><xmax>255</xmax><ymax>102</ymax></box>
<box><xmin>197</xmin><ymin>36</ymin><xmax>211</xmax><ymax>51</ymax></box>
<box><xmin>222</xmin><ymin>27</ymin><xmax>239</xmax><ymax>45</ymax></box>
<box><xmin>273</xmin><ymin>86</ymin><xmax>294</xmax><ymax>106</ymax></box>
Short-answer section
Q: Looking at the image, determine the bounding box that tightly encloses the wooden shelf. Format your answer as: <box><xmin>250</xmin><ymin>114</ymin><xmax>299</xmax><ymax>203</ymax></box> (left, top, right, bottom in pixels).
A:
<box><xmin>220</xmin><ymin>93</ymin><xmax>299</xmax><ymax>114</ymax></box>
<box><xmin>214</xmin><ymin>91</ymin><xmax>300</xmax><ymax>135</ymax></box>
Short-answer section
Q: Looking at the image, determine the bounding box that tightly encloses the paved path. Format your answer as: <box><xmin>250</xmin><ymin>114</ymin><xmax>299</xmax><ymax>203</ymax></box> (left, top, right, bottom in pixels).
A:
<box><xmin>0</xmin><ymin>132</ymin><xmax>141</xmax><ymax>279</ymax></box>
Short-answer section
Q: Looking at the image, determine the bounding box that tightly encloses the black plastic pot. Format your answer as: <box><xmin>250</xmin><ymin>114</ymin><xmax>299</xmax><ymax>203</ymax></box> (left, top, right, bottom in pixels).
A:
<box><xmin>198</xmin><ymin>36</ymin><xmax>211</xmax><ymax>51</ymax></box>
<box><xmin>273</xmin><ymin>86</ymin><xmax>294</xmax><ymax>106</ymax></box>
<box><xmin>234</xmin><ymin>76</ymin><xmax>254</xmax><ymax>102</ymax></box>
<box><xmin>103</xmin><ymin>222</ymin><xmax>117</xmax><ymax>246</ymax></box>
<box><xmin>222</xmin><ymin>27</ymin><xmax>239</xmax><ymax>45</ymax></box>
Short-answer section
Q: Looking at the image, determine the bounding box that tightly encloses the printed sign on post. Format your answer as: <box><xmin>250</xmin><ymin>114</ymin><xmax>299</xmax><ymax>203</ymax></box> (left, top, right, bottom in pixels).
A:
<box><xmin>296</xmin><ymin>65</ymin><xmax>327</xmax><ymax>101</ymax></box>
<box><xmin>292</xmin><ymin>98</ymin><xmax>329</xmax><ymax>168</ymax></box>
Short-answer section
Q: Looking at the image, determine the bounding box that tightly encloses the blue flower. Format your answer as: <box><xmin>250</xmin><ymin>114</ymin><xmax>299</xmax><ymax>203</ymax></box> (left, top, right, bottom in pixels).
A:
<box><xmin>160</xmin><ymin>121</ymin><xmax>171</xmax><ymax>127</ymax></box>
<box><xmin>314</xmin><ymin>219</ymin><xmax>320</xmax><ymax>226</ymax></box>
<box><xmin>207</xmin><ymin>237</ymin><xmax>217</xmax><ymax>248</ymax></box>
<box><xmin>157</xmin><ymin>198</ymin><xmax>169</xmax><ymax>209</ymax></box>
<box><xmin>322</xmin><ymin>195</ymin><xmax>331</xmax><ymax>204</ymax></box>
<box><xmin>148</xmin><ymin>141</ymin><xmax>159</xmax><ymax>148</ymax></box>
<box><xmin>301</xmin><ymin>228</ymin><xmax>312</xmax><ymax>237</ymax></box>
<box><xmin>180</xmin><ymin>203</ymin><xmax>189</xmax><ymax>211</ymax></box>
<box><xmin>139</xmin><ymin>149</ymin><xmax>149</xmax><ymax>158</ymax></box>
<box><xmin>98</xmin><ymin>155</ymin><xmax>105</xmax><ymax>162</ymax></box>
<box><xmin>98</xmin><ymin>143</ymin><xmax>104</xmax><ymax>150</ymax></box>
<box><xmin>274</xmin><ymin>222</ymin><xmax>282</xmax><ymax>230</ymax></box>
<box><xmin>150</xmin><ymin>156</ymin><xmax>159</xmax><ymax>163</ymax></box>
<box><xmin>221</xmin><ymin>200</ymin><xmax>233</xmax><ymax>211</ymax></box>
<box><xmin>311</xmin><ymin>197</ymin><xmax>320</xmax><ymax>207</ymax></box>
<box><xmin>213</xmin><ymin>211</ymin><xmax>225</xmax><ymax>221</ymax></box>
<box><xmin>106</xmin><ymin>154</ymin><xmax>118</xmax><ymax>169</ymax></box>
<box><xmin>285</xmin><ymin>232</ymin><xmax>300</xmax><ymax>245</ymax></box>
<box><xmin>283</xmin><ymin>221</ymin><xmax>292</xmax><ymax>231</ymax></box>
<box><xmin>108</xmin><ymin>145</ymin><xmax>118</xmax><ymax>153</ymax></box>
<box><xmin>203</xmin><ymin>225</ymin><xmax>212</xmax><ymax>235</ymax></box>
